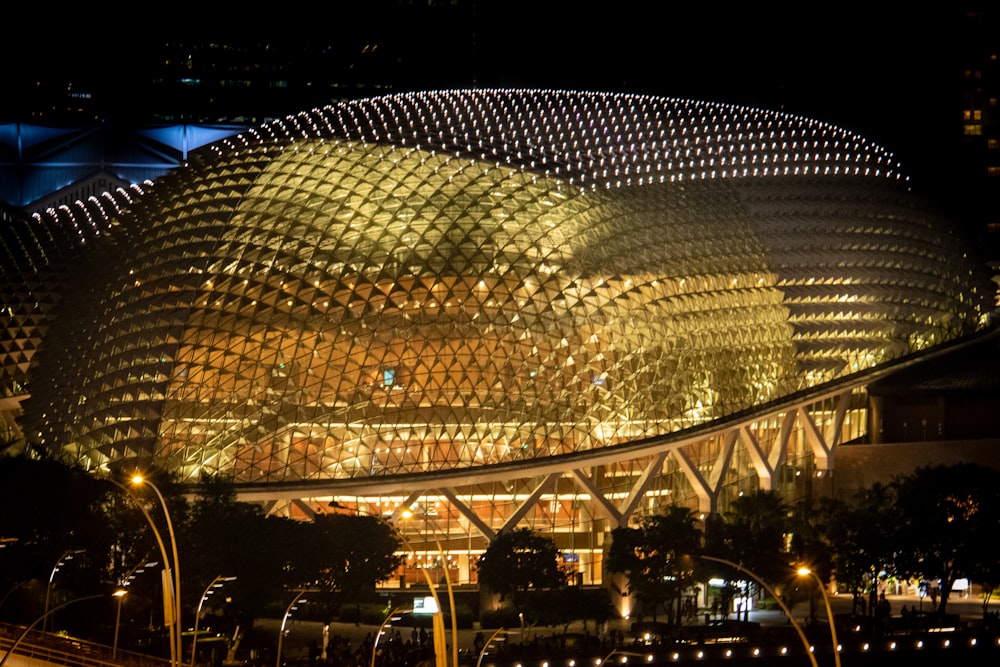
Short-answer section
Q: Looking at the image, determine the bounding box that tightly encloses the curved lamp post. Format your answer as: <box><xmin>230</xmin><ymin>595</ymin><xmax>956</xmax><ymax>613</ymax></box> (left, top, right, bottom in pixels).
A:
<box><xmin>0</xmin><ymin>594</ymin><xmax>104</xmax><ymax>667</ymax></box>
<box><xmin>370</xmin><ymin>606</ymin><xmax>409</xmax><ymax>667</ymax></box>
<box><xmin>131</xmin><ymin>473</ymin><xmax>182</xmax><ymax>667</ymax></box>
<box><xmin>114</xmin><ymin>558</ymin><xmax>158</xmax><ymax>659</ymax></box>
<box><xmin>113</xmin><ymin>589</ymin><xmax>128</xmax><ymax>658</ymax></box>
<box><xmin>398</xmin><ymin>509</ymin><xmax>457</xmax><ymax>667</ymax></box>
<box><xmin>599</xmin><ymin>649</ymin><xmax>647</xmax><ymax>666</ymax></box>
<box><xmin>107</xmin><ymin>475</ymin><xmax>182</xmax><ymax>667</ymax></box>
<box><xmin>191</xmin><ymin>575</ymin><xmax>237</xmax><ymax>667</ymax></box>
<box><xmin>43</xmin><ymin>549</ymin><xmax>85</xmax><ymax>632</ymax></box>
<box><xmin>700</xmin><ymin>555</ymin><xmax>818</xmax><ymax>667</ymax></box>
<box><xmin>276</xmin><ymin>590</ymin><xmax>308</xmax><ymax>667</ymax></box>
<box><xmin>798</xmin><ymin>567</ymin><xmax>842</xmax><ymax>667</ymax></box>
<box><xmin>0</xmin><ymin>581</ymin><xmax>29</xmax><ymax>611</ymax></box>
<box><xmin>475</xmin><ymin>627</ymin><xmax>508</xmax><ymax>667</ymax></box>
<box><xmin>330</xmin><ymin>500</ymin><xmax>458</xmax><ymax>667</ymax></box>
<box><xmin>396</xmin><ymin>531</ymin><xmax>448</xmax><ymax>667</ymax></box>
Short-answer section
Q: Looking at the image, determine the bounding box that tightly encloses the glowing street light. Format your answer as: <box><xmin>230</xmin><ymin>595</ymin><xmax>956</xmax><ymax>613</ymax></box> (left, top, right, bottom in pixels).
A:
<box><xmin>191</xmin><ymin>575</ymin><xmax>237</xmax><ymax>667</ymax></box>
<box><xmin>43</xmin><ymin>549</ymin><xmax>85</xmax><ymax>632</ymax></box>
<box><xmin>700</xmin><ymin>555</ymin><xmax>818</xmax><ymax>667</ymax></box>
<box><xmin>130</xmin><ymin>475</ymin><xmax>182</xmax><ymax>667</ymax></box>
<box><xmin>330</xmin><ymin>500</ymin><xmax>457</xmax><ymax>667</ymax></box>
<box><xmin>798</xmin><ymin>567</ymin><xmax>842</xmax><ymax>667</ymax></box>
<box><xmin>105</xmin><ymin>474</ymin><xmax>182</xmax><ymax>667</ymax></box>
<box><xmin>112</xmin><ymin>557</ymin><xmax>158</xmax><ymax>659</ymax></box>
<box><xmin>113</xmin><ymin>589</ymin><xmax>128</xmax><ymax>658</ymax></box>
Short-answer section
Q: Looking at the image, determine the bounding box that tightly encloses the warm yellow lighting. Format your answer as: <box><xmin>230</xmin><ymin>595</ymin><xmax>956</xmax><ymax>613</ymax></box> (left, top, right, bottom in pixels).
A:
<box><xmin>797</xmin><ymin>567</ymin><xmax>840</xmax><ymax>667</ymax></box>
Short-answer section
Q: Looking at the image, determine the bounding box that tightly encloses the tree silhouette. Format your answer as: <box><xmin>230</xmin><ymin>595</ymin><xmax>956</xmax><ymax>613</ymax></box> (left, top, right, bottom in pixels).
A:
<box><xmin>476</xmin><ymin>527</ymin><xmax>567</xmax><ymax>618</ymax></box>
<box><xmin>817</xmin><ymin>483</ymin><xmax>900</xmax><ymax>606</ymax></box>
<box><xmin>893</xmin><ymin>463</ymin><xmax>1000</xmax><ymax>614</ymax></box>
<box><xmin>606</xmin><ymin>506</ymin><xmax>703</xmax><ymax>624</ymax></box>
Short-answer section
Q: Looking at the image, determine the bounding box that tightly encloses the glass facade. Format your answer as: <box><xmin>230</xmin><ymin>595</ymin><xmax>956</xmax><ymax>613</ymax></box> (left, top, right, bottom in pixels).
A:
<box><xmin>3</xmin><ymin>90</ymin><xmax>994</xmax><ymax>587</ymax></box>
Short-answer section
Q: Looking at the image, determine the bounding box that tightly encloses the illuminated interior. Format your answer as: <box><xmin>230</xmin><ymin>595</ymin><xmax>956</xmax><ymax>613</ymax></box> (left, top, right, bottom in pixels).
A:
<box><xmin>3</xmin><ymin>90</ymin><xmax>993</xmax><ymax>593</ymax></box>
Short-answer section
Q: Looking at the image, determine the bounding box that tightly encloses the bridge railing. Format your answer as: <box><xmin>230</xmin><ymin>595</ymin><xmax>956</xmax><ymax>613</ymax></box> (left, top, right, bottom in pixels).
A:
<box><xmin>0</xmin><ymin>623</ymin><xmax>171</xmax><ymax>667</ymax></box>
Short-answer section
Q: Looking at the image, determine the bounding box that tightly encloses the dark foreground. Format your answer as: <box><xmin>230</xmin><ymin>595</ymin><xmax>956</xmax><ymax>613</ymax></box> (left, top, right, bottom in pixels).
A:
<box><xmin>266</xmin><ymin>614</ymin><xmax>1000</xmax><ymax>667</ymax></box>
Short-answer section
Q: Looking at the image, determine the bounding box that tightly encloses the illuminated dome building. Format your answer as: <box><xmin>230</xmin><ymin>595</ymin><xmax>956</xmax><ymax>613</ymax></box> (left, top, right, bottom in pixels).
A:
<box><xmin>2</xmin><ymin>89</ymin><xmax>994</xmax><ymax>595</ymax></box>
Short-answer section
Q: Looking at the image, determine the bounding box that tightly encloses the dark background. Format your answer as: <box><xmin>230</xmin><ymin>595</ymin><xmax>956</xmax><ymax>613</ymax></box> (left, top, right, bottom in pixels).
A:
<box><xmin>0</xmin><ymin>2</ymin><xmax>993</xmax><ymax>233</ymax></box>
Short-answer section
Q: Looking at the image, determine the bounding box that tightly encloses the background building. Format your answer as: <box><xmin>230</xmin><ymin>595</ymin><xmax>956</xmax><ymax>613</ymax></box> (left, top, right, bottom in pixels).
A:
<box><xmin>956</xmin><ymin>6</ymin><xmax>1000</xmax><ymax>266</ymax></box>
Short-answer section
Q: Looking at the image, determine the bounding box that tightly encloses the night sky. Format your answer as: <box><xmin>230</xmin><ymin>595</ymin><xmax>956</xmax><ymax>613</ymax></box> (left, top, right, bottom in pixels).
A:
<box><xmin>2</xmin><ymin>2</ymin><xmax>986</xmax><ymax>219</ymax></box>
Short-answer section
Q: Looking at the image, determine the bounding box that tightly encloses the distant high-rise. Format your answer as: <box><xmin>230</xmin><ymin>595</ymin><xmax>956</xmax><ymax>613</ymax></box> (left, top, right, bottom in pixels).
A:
<box><xmin>957</xmin><ymin>6</ymin><xmax>1000</xmax><ymax>264</ymax></box>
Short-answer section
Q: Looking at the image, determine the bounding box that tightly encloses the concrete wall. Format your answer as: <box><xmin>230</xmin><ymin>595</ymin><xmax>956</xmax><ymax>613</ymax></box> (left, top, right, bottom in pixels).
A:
<box><xmin>833</xmin><ymin>438</ymin><xmax>1000</xmax><ymax>499</ymax></box>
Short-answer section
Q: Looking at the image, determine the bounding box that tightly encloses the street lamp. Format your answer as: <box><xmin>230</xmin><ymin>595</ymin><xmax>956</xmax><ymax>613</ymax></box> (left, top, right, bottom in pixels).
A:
<box><xmin>191</xmin><ymin>576</ymin><xmax>237</xmax><ymax>667</ymax></box>
<box><xmin>798</xmin><ymin>567</ymin><xmax>842</xmax><ymax>667</ymax></box>
<box><xmin>110</xmin><ymin>556</ymin><xmax>160</xmax><ymax>660</ymax></box>
<box><xmin>699</xmin><ymin>555</ymin><xmax>818</xmax><ymax>667</ymax></box>
<box><xmin>130</xmin><ymin>475</ymin><xmax>182</xmax><ymax>667</ymax></box>
<box><xmin>0</xmin><ymin>581</ymin><xmax>29</xmax><ymax>611</ymax></box>
<box><xmin>275</xmin><ymin>590</ymin><xmax>308</xmax><ymax>667</ymax></box>
<box><xmin>475</xmin><ymin>627</ymin><xmax>509</xmax><ymax>667</ymax></box>
<box><xmin>598</xmin><ymin>649</ymin><xmax>647</xmax><ymax>666</ymax></box>
<box><xmin>371</xmin><ymin>606</ymin><xmax>408</xmax><ymax>667</ymax></box>
<box><xmin>106</xmin><ymin>474</ymin><xmax>182</xmax><ymax>667</ymax></box>
<box><xmin>43</xmin><ymin>549</ymin><xmax>85</xmax><ymax>632</ymax></box>
<box><xmin>399</xmin><ymin>508</ymin><xmax>458</xmax><ymax>667</ymax></box>
<box><xmin>113</xmin><ymin>589</ymin><xmax>128</xmax><ymax>658</ymax></box>
<box><xmin>330</xmin><ymin>500</ymin><xmax>458</xmax><ymax>667</ymax></box>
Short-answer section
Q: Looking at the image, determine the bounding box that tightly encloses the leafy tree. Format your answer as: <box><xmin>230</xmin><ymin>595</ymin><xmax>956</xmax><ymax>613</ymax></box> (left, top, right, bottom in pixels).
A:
<box><xmin>786</xmin><ymin>499</ymin><xmax>830</xmax><ymax>576</ymax></box>
<box><xmin>817</xmin><ymin>483</ymin><xmax>899</xmax><ymax>604</ymax></box>
<box><xmin>786</xmin><ymin>498</ymin><xmax>835</xmax><ymax>623</ymax></box>
<box><xmin>0</xmin><ymin>455</ymin><xmax>114</xmax><ymax>624</ymax></box>
<box><xmin>719</xmin><ymin>490</ymin><xmax>789</xmax><ymax>585</ymax></box>
<box><xmin>703</xmin><ymin>490</ymin><xmax>790</xmax><ymax>618</ymax></box>
<box><xmin>183</xmin><ymin>476</ymin><xmax>292</xmax><ymax>634</ymax></box>
<box><xmin>291</xmin><ymin>513</ymin><xmax>403</xmax><ymax>617</ymax></box>
<box><xmin>606</xmin><ymin>506</ymin><xmax>703</xmax><ymax>624</ymax></box>
<box><xmin>476</xmin><ymin>527</ymin><xmax>567</xmax><ymax>616</ymax></box>
<box><xmin>893</xmin><ymin>463</ymin><xmax>1000</xmax><ymax>614</ymax></box>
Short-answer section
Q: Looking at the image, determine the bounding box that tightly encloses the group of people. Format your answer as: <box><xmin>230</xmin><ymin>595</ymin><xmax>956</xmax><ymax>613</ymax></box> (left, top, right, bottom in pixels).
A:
<box><xmin>308</xmin><ymin>625</ymin><xmax>437</xmax><ymax>667</ymax></box>
<box><xmin>297</xmin><ymin>623</ymin><xmax>628</xmax><ymax>667</ymax></box>
<box><xmin>851</xmin><ymin>589</ymin><xmax>893</xmax><ymax>618</ymax></box>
